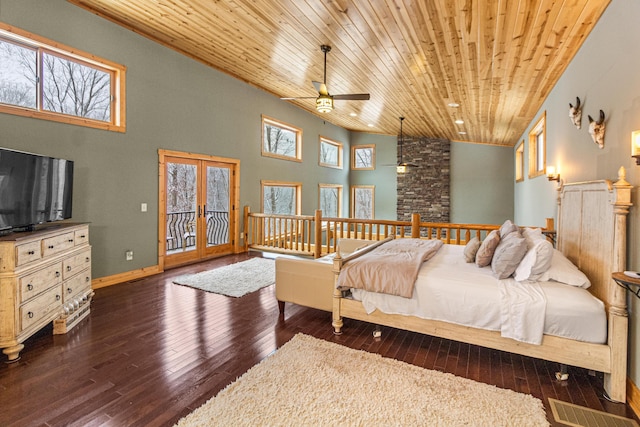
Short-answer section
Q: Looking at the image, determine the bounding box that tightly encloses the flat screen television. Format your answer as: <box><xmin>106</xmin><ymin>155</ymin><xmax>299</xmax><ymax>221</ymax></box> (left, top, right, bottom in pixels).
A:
<box><xmin>0</xmin><ymin>147</ymin><xmax>74</xmax><ymax>232</ymax></box>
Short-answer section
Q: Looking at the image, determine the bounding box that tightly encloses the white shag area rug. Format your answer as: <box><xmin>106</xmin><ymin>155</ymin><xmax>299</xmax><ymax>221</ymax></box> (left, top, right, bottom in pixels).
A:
<box><xmin>172</xmin><ymin>257</ymin><xmax>275</xmax><ymax>297</ymax></box>
<box><xmin>175</xmin><ymin>334</ymin><xmax>550</xmax><ymax>427</ymax></box>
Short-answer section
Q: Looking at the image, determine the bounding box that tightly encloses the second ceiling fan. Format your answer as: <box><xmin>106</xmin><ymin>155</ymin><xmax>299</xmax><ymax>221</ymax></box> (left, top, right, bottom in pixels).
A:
<box><xmin>281</xmin><ymin>45</ymin><xmax>370</xmax><ymax>113</ymax></box>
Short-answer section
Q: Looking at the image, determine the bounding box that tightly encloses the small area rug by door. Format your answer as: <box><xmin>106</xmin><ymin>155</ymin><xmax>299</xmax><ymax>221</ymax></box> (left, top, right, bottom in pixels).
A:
<box><xmin>174</xmin><ymin>334</ymin><xmax>549</xmax><ymax>427</ymax></box>
<box><xmin>172</xmin><ymin>257</ymin><xmax>275</xmax><ymax>297</ymax></box>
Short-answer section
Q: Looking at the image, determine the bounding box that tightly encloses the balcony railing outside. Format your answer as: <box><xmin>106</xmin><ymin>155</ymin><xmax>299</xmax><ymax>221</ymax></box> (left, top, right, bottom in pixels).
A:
<box><xmin>166</xmin><ymin>210</ymin><xmax>229</xmax><ymax>252</ymax></box>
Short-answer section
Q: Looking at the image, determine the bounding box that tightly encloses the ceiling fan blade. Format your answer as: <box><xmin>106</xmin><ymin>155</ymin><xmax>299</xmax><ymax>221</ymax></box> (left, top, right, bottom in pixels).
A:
<box><xmin>280</xmin><ymin>96</ymin><xmax>317</xmax><ymax>100</ymax></box>
<box><xmin>333</xmin><ymin>93</ymin><xmax>370</xmax><ymax>101</ymax></box>
<box><xmin>312</xmin><ymin>81</ymin><xmax>323</xmax><ymax>92</ymax></box>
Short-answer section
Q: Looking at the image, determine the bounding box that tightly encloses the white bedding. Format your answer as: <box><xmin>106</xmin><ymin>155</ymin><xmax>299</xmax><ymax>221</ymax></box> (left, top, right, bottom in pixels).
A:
<box><xmin>349</xmin><ymin>244</ymin><xmax>607</xmax><ymax>344</ymax></box>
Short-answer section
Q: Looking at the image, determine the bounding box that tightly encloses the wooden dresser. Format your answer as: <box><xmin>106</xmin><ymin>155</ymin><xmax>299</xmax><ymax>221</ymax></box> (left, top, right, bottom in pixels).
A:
<box><xmin>0</xmin><ymin>223</ymin><xmax>92</xmax><ymax>362</ymax></box>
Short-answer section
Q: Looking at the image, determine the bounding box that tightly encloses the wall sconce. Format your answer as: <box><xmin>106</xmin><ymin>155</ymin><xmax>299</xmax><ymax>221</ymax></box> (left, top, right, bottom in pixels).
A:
<box><xmin>632</xmin><ymin>130</ymin><xmax>640</xmax><ymax>165</ymax></box>
<box><xmin>396</xmin><ymin>164</ymin><xmax>407</xmax><ymax>173</ymax></box>
<box><xmin>546</xmin><ymin>166</ymin><xmax>560</xmax><ymax>182</ymax></box>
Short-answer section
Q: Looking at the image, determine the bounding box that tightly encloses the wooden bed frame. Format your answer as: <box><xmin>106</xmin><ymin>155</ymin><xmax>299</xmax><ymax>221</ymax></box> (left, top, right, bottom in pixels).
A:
<box><xmin>331</xmin><ymin>169</ymin><xmax>633</xmax><ymax>403</ymax></box>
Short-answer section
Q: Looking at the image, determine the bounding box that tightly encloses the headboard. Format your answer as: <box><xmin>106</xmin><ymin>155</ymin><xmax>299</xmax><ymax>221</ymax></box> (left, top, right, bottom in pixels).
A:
<box><xmin>557</xmin><ymin>167</ymin><xmax>632</xmax><ymax>313</ymax></box>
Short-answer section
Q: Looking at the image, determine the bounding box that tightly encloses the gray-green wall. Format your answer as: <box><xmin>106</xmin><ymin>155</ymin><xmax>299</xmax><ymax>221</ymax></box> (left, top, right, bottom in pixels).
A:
<box><xmin>514</xmin><ymin>0</ymin><xmax>640</xmax><ymax>391</ymax></box>
<box><xmin>0</xmin><ymin>0</ymin><xmax>513</xmax><ymax>280</ymax></box>
<box><xmin>450</xmin><ymin>142</ymin><xmax>514</xmax><ymax>225</ymax></box>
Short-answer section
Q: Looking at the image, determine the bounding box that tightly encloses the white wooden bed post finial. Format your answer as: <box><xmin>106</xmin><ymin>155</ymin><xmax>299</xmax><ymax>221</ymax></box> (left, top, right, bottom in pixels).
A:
<box><xmin>606</xmin><ymin>166</ymin><xmax>633</xmax><ymax>403</ymax></box>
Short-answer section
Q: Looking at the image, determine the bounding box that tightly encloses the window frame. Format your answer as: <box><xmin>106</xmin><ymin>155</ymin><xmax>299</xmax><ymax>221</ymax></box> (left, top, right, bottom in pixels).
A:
<box><xmin>318</xmin><ymin>136</ymin><xmax>343</xmax><ymax>169</ymax></box>
<box><xmin>515</xmin><ymin>140</ymin><xmax>524</xmax><ymax>183</ymax></box>
<box><xmin>528</xmin><ymin>112</ymin><xmax>546</xmax><ymax>179</ymax></box>
<box><xmin>0</xmin><ymin>23</ymin><xmax>126</xmax><ymax>132</ymax></box>
<box><xmin>261</xmin><ymin>180</ymin><xmax>302</xmax><ymax>215</ymax></box>
<box><xmin>351</xmin><ymin>185</ymin><xmax>375</xmax><ymax>219</ymax></box>
<box><xmin>351</xmin><ymin>144</ymin><xmax>375</xmax><ymax>170</ymax></box>
<box><xmin>318</xmin><ymin>183</ymin><xmax>343</xmax><ymax>218</ymax></box>
<box><xmin>261</xmin><ymin>115</ymin><xmax>303</xmax><ymax>162</ymax></box>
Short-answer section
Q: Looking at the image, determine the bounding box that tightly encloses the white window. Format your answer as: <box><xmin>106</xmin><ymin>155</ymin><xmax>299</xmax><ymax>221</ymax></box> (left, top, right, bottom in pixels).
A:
<box><xmin>528</xmin><ymin>112</ymin><xmax>546</xmax><ymax>178</ymax></box>
<box><xmin>0</xmin><ymin>24</ymin><xmax>126</xmax><ymax>132</ymax></box>
<box><xmin>261</xmin><ymin>115</ymin><xmax>302</xmax><ymax>161</ymax></box>
<box><xmin>261</xmin><ymin>181</ymin><xmax>301</xmax><ymax>215</ymax></box>
<box><xmin>319</xmin><ymin>184</ymin><xmax>342</xmax><ymax>218</ymax></box>
<box><xmin>351</xmin><ymin>145</ymin><xmax>375</xmax><ymax>170</ymax></box>
<box><xmin>351</xmin><ymin>185</ymin><xmax>374</xmax><ymax>219</ymax></box>
<box><xmin>319</xmin><ymin>137</ymin><xmax>343</xmax><ymax>168</ymax></box>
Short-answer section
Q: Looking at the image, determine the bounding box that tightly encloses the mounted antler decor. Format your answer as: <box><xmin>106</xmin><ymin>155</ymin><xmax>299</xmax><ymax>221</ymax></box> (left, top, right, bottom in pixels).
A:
<box><xmin>588</xmin><ymin>110</ymin><xmax>606</xmax><ymax>149</ymax></box>
<box><xmin>569</xmin><ymin>97</ymin><xmax>582</xmax><ymax>129</ymax></box>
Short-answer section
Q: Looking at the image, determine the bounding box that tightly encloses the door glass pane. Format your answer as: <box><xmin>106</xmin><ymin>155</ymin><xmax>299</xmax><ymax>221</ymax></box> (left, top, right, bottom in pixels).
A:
<box><xmin>206</xmin><ymin>166</ymin><xmax>230</xmax><ymax>247</ymax></box>
<box><xmin>166</xmin><ymin>162</ymin><xmax>197</xmax><ymax>253</ymax></box>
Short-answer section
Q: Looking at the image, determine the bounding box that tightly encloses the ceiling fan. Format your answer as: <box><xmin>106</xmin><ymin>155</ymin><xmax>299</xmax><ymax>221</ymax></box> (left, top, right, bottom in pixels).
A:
<box><xmin>280</xmin><ymin>45</ymin><xmax>370</xmax><ymax>113</ymax></box>
<box><xmin>396</xmin><ymin>116</ymin><xmax>418</xmax><ymax>173</ymax></box>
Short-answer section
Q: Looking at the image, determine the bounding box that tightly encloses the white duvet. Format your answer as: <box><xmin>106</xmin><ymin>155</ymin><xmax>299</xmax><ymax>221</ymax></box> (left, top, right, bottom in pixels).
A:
<box><xmin>350</xmin><ymin>244</ymin><xmax>606</xmax><ymax>344</ymax></box>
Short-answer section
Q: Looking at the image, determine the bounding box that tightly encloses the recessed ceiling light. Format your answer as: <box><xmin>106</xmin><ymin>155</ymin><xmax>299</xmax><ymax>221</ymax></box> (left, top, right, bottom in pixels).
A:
<box><xmin>458</xmin><ymin>131</ymin><xmax>467</xmax><ymax>135</ymax></box>
<box><xmin>448</xmin><ymin>102</ymin><xmax>460</xmax><ymax>108</ymax></box>
<box><xmin>454</xmin><ymin>119</ymin><xmax>464</xmax><ymax>124</ymax></box>
<box><xmin>349</xmin><ymin>112</ymin><xmax>357</xmax><ymax>117</ymax></box>
<box><xmin>367</xmin><ymin>123</ymin><xmax>374</xmax><ymax>127</ymax></box>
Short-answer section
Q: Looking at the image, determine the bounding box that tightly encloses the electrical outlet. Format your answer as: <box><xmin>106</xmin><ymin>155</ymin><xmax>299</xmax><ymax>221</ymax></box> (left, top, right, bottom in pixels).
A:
<box><xmin>141</xmin><ymin>203</ymin><xmax>147</xmax><ymax>212</ymax></box>
<box><xmin>125</xmin><ymin>250</ymin><xmax>134</xmax><ymax>261</ymax></box>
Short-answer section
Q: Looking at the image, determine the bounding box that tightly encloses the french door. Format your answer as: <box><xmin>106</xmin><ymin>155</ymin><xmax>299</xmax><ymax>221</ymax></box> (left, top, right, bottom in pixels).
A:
<box><xmin>160</xmin><ymin>150</ymin><xmax>239</xmax><ymax>269</ymax></box>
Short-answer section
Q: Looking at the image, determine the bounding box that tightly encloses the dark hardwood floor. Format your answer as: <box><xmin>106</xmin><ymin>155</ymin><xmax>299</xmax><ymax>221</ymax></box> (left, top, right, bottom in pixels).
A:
<box><xmin>1</xmin><ymin>252</ymin><xmax>638</xmax><ymax>426</ymax></box>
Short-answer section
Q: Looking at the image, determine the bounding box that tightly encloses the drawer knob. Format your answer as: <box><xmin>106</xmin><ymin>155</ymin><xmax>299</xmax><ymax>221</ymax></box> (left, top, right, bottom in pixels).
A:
<box><xmin>56</xmin><ymin>294</ymin><xmax>61</xmax><ymax>301</ymax></box>
<box><xmin>85</xmin><ymin>276</ymin><xmax>90</xmax><ymax>282</ymax></box>
<box><xmin>67</xmin><ymin>266</ymin><xmax>72</xmax><ymax>272</ymax></box>
<box><xmin>56</xmin><ymin>271</ymin><xmax>61</xmax><ymax>278</ymax></box>
<box><xmin>85</xmin><ymin>257</ymin><xmax>90</xmax><ymax>263</ymax></box>
<box><xmin>80</xmin><ymin>234</ymin><xmax>86</xmax><ymax>238</ymax></box>
<box><xmin>27</xmin><ymin>311</ymin><xmax>33</xmax><ymax>318</ymax></box>
<box><xmin>27</xmin><ymin>283</ymin><xmax>33</xmax><ymax>291</ymax></box>
<box><xmin>48</xmin><ymin>245</ymin><xmax>54</xmax><ymax>249</ymax></box>
<box><xmin>27</xmin><ymin>250</ymin><xmax>35</xmax><ymax>255</ymax></box>
<box><xmin>68</xmin><ymin>239</ymin><xmax>74</xmax><ymax>243</ymax></box>
<box><xmin>67</xmin><ymin>288</ymin><xmax>73</xmax><ymax>294</ymax></box>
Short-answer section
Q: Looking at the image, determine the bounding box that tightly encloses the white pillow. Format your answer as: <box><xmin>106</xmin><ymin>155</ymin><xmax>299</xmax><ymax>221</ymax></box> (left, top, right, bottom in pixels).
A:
<box><xmin>513</xmin><ymin>238</ymin><xmax>554</xmax><ymax>282</ymax></box>
<box><xmin>491</xmin><ymin>231</ymin><xmax>528</xmax><ymax>279</ymax></box>
<box><xmin>499</xmin><ymin>220</ymin><xmax>519</xmax><ymax>238</ymax></box>
<box><xmin>463</xmin><ymin>237</ymin><xmax>481</xmax><ymax>263</ymax></box>
<box><xmin>522</xmin><ymin>227</ymin><xmax>545</xmax><ymax>247</ymax></box>
<box><xmin>538</xmin><ymin>249</ymin><xmax>591</xmax><ymax>288</ymax></box>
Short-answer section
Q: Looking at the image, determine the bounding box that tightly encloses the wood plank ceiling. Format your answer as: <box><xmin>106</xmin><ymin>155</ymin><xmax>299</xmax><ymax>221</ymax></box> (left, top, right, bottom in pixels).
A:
<box><xmin>68</xmin><ymin>0</ymin><xmax>610</xmax><ymax>146</ymax></box>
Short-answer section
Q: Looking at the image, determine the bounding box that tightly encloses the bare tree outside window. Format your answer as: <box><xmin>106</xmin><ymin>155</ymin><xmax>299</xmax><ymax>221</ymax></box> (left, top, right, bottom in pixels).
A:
<box><xmin>352</xmin><ymin>186</ymin><xmax>374</xmax><ymax>219</ymax></box>
<box><xmin>41</xmin><ymin>52</ymin><xmax>111</xmax><ymax>121</ymax></box>
<box><xmin>0</xmin><ymin>39</ymin><xmax>36</xmax><ymax>108</ymax></box>
<box><xmin>166</xmin><ymin>162</ymin><xmax>197</xmax><ymax>213</ymax></box>
<box><xmin>319</xmin><ymin>137</ymin><xmax>342</xmax><ymax>168</ymax></box>
<box><xmin>0</xmin><ymin>25</ymin><xmax>125</xmax><ymax>131</ymax></box>
<box><xmin>263</xmin><ymin>184</ymin><xmax>298</xmax><ymax>215</ymax></box>
<box><xmin>319</xmin><ymin>185</ymin><xmax>342</xmax><ymax>218</ymax></box>
<box><xmin>351</xmin><ymin>145</ymin><xmax>375</xmax><ymax>170</ymax></box>
<box><xmin>261</xmin><ymin>116</ymin><xmax>302</xmax><ymax>161</ymax></box>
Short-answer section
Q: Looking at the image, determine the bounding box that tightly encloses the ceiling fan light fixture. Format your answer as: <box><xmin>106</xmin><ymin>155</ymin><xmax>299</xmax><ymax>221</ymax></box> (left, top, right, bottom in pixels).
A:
<box><xmin>316</xmin><ymin>94</ymin><xmax>333</xmax><ymax>113</ymax></box>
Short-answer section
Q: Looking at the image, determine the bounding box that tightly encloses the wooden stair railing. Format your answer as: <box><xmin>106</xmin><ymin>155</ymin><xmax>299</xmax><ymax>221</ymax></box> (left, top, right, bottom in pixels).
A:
<box><xmin>243</xmin><ymin>206</ymin><xmax>555</xmax><ymax>258</ymax></box>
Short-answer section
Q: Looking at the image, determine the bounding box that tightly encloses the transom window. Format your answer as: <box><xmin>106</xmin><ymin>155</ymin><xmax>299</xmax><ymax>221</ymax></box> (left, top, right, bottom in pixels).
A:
<box><xmin>319</xmin><ymin>137</ymin><xmax>343</xmax><ymax>169</ymax></box>
<box><xmin>319</xmin><ymin>184</ymin><xmax>342</xmax><ymax>218</ymax></box>
<box><xmin>0</xmin><ymin>23</ymin><xmax>126</xmax><ymax>132</ymax></box>
<box><xmin>261</xmin><ymin>180</ymin><xmax>301</xmax><ymax>215</ymax></box>
<box><xmin>261</xmin><ymin>115</ymin><xmax>302</xmax><ymax>161</ymax></box>
<box><xmin>351</xmin><ymin>185</ymin><xmax>374</xmax><ymax>219</ymax></box>
<box><xmin>528</xmin><ymin>112</ymin><xmax>546</xmax><ymax>178</ymax></box>
<box><xmin>351</xmin><ymin>145</ymin><xmax>375</xmax><ymax>170</ymax></box>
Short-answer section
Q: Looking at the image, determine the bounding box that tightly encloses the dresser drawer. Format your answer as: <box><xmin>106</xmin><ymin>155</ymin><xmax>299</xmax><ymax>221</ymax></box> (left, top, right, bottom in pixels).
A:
<box><xmin>62</xmin><ymin>249</ymin><xmax>91</xmax><ymax>279</ymax></box>
<box><xmin>42</xmin><ymin>231</ymin><xmax>76</xmax><ymax>258</ymax></box>
<box><xmin>16</xmin><ymin>241</ymin><xmax>42</xmax><ymax>266</ymax></box>
<box><xmin>74</xmin><ymin>227</ymin><xmax>89</xmax><ymax>246</ymax></box>
<box><xmin>20</xmin><ymin>285</ymin><xmax>61</xmax><ymax>332</ymax></box>
<box><xmin>19</xmin><ymin>262</ymin><xmax>63</xmax><ymax>303</ymax></box>
<box><xmin>62</xmin><ymin>269</ymin><xmax>92</xmax><ymax>302</ymax></box>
